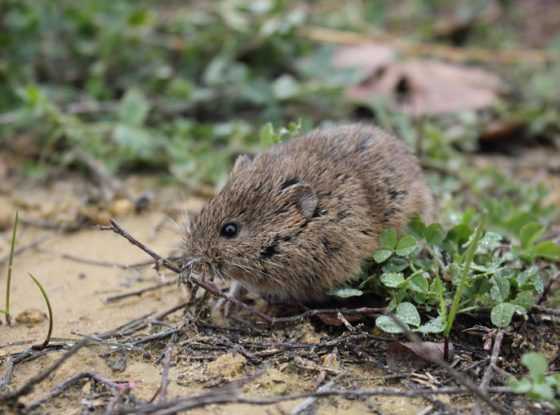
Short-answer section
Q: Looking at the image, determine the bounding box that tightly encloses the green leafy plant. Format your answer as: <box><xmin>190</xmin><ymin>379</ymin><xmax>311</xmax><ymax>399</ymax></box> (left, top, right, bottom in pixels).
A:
<box><xmin>332</xmin><ymin>212</ymin><xmax>559</xmax><ymax>334</ymax></box>
<box><xmin>259</xmin><ymin>120</ymin><xmax>303</xmax><ymax>147</ymax></box>
<box><xmin>510</xmin><ymin>353</ymin><xmax>560</xmax><ymax>411</ymax></box>
<box><xmin>515</xmin><ymin>222</ymin><xmax>560</xmax><ymax>261</ymax></box>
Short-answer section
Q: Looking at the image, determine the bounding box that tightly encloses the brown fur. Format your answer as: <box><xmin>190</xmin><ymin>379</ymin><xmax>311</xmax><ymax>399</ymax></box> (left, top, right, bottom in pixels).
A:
<box><xmin>183</xmin><ymin>123</ymin><xmax>434</xmax><ymax>302</ymax></box>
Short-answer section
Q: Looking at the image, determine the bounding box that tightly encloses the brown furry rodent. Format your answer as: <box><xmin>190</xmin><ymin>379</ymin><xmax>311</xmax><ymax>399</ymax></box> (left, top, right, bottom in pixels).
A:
<box><xmin>183</xmin><ymin>123</ymin><xmax>434</xmax><ymax>303</ymax></box>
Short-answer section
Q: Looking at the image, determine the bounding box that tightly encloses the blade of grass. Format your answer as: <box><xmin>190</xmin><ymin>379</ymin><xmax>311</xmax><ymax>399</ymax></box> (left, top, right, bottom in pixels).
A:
<box><xmin>444</xmin><ymin>219</ymin><xmax>486</xmax><ymax>337</ymax></box>
<box><xmin>4</xmin><ymin>211</ymin><xmax>19</xmax><ymax>326</ymax></box>
<box><xmin>28</xmin><ymin>273</ymin><xmax>53</xmax><ymax>350</ymax></box>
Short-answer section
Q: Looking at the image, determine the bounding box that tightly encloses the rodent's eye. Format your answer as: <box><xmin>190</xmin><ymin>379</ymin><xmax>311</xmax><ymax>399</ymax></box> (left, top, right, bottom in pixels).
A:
<box><xmin>220</xmin><ymin>222</ymin><xmax>240</xmax><ymax>239</ymax></box>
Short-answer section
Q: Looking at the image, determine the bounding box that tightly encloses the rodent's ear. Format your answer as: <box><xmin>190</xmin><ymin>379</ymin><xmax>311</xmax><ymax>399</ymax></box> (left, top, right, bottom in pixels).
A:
<box><xmin>232</xmin><ymin>154</ymin><xmax>252</xmax><ymax>175</ymax></box>
<box><xmin>283</xmin><ymin>183</ymin><xmax>318</xmax><ymax>219</ymax></box>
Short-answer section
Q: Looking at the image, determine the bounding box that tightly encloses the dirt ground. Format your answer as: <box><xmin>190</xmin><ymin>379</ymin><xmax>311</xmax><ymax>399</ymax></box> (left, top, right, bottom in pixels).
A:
<box><xmin>0</xmin><ymin>148</ymin><xmax>558</xmax><ymax>414</ymax></box>
<box><xmin>0</xmin><ymin>177</ymin><xmax>445</xmax><ymax>415</ymax></box>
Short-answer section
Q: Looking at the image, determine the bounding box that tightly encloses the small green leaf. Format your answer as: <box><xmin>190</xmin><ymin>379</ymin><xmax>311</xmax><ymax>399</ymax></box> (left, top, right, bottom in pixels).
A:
<box><xmin>519</xmin><ymin>222</ymin><xmax>545</xmax><ymax>248</ymax></box>
<box><xmin>408</xmin><ymin>216</ymin><xmax>426</xmax><ymax>239</ymax></box>
<box><xmin>118</xmin><ymin>89</ymin><xmax>150</xmax><ymax>126</ymax></box>
<box><xmin>447</xmin><ymin>223</ymin><xmax>472</xmax><ymax>245</ymax></box>
<box><xmin>113</xmin><ymin>125</ymin><xmax>156</xmax><ymax>158</ymax></box>
<box><xmin>382</xmin><ymin>257</ymin><xmax>409</xmax><ymax>272</ymax></box>
<box><xmin>375</xmin><ymin>315</ymin><xmax>405</xmax><ymax>333</ymax></box>
<box><xmin>425</xmin><ymin>224</ymin><xmax>445</xmax><ymax>245</ymax></box>
<box><xmin>380</xmin><ymin>272</ymin><xmax>405</xmax><ymax>288</ymax></box>
<box><xmin>396</xmin><ymin>302</ymin><xmax>421</xmax><ymax>327</ymax></box>
<box><xmin>491</xmin><ymin>302</ymin><xmax>516</xmax><ymax>328</ymax></box>
<box><xmin>522</xmin><ymin>352</ymin><xmax>548</xmax><ymax>380</ymax></box>
<box><xmin>380</xmin><ymin>228</ymin><xmax>398</xmax><ymax>250</ymax></box>
<box><xmin>533</xmin><ymin>241</ymin><xmax>560</xmax><ymax>261</ymax></box>
<box><xmin>272</xmin><ymin>75</ymin><xmax>300</xmax><ymax>100</ymax></box>
<box><xmin>490</xmin><ymin>277</ymin><xmax>510</xmax><ymax>303</ymax></box>
<box><xmin>373</xmin><ymin>249</ymin><xmax>393</xmax><ymax>263</ymax></box>
<box><xmin>531</xmin><ymin>382</ymin><xmax>555</xmax><ymax>400</ymax></box>
<box><xmin>512</xmin><ymin>291</ymin><xmax>536</xmax><ymax>310</ymax></box>
<box><xmin>416</xmin><ymin>316</ymin><xmax>446</xmax><ymax>334</ymax></box>
<box><xmin>329</xmin><ymin>288</ymin><xmax>363</xmax><ymax>298</ymax></box>
<box><xmin>395</xmin><ymin>235</ymin><xmax>417</xmax><ymax>256</ymax></box>
<box><xmin>430</xmin><ymin>276</ymin><xmax>444</xmax><ymax>296</ymax></box>
<box><xmin>509</xmin><ymin>377</ymin><xmax>532</xmax><ymax>394</ymax></box>
<box><xmin>506</xmin><ymin>212</ymin><xmax>534</xmax><ymax>236</ymax></box>
<box><xmin>259</xmin><ymin>123</ymin><xmax>277</xmax><ymax>146</ymax></box>
<box><xmin>477</xmin><ymin>232</ymin><xmax>502</xmax><ymax>253</ymax></box>
<box><xmin>408</xmin><ymin>272</ymin><xmax>429</xmax><ymax>293</ymax></box>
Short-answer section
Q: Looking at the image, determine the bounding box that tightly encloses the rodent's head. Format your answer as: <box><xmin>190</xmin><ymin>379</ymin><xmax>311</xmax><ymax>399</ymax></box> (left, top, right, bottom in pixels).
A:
<box><xmin>182</xmin><ymin>154</ymin><xmax>319</xmax><ymax>294</ymax></box>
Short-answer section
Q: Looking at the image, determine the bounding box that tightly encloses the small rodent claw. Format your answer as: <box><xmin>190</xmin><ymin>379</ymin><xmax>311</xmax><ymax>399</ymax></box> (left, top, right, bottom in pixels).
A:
<box><xmin>213</xmin><ymin>281</ymin><xmax>242</xmax><ymax>318</ymax></box>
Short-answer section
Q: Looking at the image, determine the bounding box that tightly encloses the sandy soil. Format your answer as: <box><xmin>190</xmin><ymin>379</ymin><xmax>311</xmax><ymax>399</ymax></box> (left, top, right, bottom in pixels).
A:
<box><xmin>0</xmin><ymin>178</ymin><xmax>441</xmax><ymax>415</ymax></box>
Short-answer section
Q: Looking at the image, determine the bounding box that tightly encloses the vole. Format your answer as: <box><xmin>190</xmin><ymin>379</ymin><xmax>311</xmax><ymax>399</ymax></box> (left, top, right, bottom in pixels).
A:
<box><xmin>183</xmin><ymin>123</ymin><xmax>434</xmax><ymax>303</ymax></box>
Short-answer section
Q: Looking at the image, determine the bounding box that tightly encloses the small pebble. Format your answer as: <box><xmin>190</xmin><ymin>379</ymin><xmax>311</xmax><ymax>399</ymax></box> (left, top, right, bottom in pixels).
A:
<box><xmin>16</xmin><ymin>308</ymin><xmax>47</xmax><ymax>326</ymax></box>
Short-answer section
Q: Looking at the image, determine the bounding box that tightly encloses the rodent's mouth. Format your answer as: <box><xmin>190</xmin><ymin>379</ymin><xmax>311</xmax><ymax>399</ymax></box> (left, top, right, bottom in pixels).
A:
<box><xmin>179</xmin><ymin>257</ymin><xmax>220</xmax><ymax>284</ymax></box>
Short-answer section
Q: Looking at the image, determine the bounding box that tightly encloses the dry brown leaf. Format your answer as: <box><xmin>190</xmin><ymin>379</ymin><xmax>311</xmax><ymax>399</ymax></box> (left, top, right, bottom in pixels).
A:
<box><xmin>386</xmin><ymin>341</ymin><xmax>454</xmax><ymax>371</ymax></box>
<box><xmin>332</xmin><ymin>43</ymin><xmax>396</xmax><ymax>76</ymax></box>
<box><xmin>334</xmin><ymin>43</ymin><xmax>505</xmax><ymax>116</ymax></box>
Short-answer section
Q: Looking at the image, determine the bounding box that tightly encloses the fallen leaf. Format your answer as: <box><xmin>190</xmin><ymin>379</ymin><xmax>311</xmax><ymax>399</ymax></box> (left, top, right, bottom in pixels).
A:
<box><xmin>386</xmin><ymin>341</ymin><xmax>454</xmax><ymax>371</ymax></box>
<box><xmin>334</xmin><ymin>43</ymin><xmax>505</xmax><ymax>116</ymax></box>
<box><xmin>332</xmin><ymin>43</ymin><xmax>396</xmax><ymax>77</ymax></box>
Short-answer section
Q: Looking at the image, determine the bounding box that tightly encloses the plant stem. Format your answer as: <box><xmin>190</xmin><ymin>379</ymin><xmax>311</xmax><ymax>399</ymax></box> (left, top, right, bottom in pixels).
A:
<box><xmin>28</xmin><ymin>273</ymin><xmax>53</xmax><ymax>349</ymax></box>
<box><xmin>5</xmin><ymin>211</ymin><xmax>19</xmax><ymax>326</ymax></box>
<box><xmin>444</xmin><ymin>219</ymin><xmax>486</xmax><ymax>337</ymax></box>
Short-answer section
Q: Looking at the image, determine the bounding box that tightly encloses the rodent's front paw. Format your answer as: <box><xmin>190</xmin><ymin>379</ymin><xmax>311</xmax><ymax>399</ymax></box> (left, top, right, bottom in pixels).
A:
<box><xmin>212</xmin><ymin>281</ymin><xmax>243</xmax><ymax>319</ymax></box>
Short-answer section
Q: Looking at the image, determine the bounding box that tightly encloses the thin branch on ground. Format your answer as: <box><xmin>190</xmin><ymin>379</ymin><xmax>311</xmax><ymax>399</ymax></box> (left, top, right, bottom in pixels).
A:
<box><xmin>0</xmin><ymin>339</ymin><xmax>90</xmax><ymax>402</ymax></box>
<box><xmin>385</xmin><ymin>313</ymin><xmax>509</xmax><ymax>415</ymax></box>
<box><xmin>474</xmin><ymin>330</ymin><xmax>505</xmax><ymax>415</ymax></box>
<box><xmin>19</xmin><ymin>218</ymin><xmax>83</xmax><ymax>233</ymax></box>
<box><xmin>532</xmin><ymin>305</ymin><xmax>560</xmax><ymax>317</ymax></box>
<box><xmin>53</xmin><ymin>251</ymin><xmax>132</xmax><ymax>269</ymax></box>
<box><xmin>25</xmin><ymin>371</ymin><xmax>127</xmax><ymax>411</ymax></box>
<box><xmin>0</xmin><ymin>235</ymin><xmax>50</xmax><ymax>267</ymax></box>
<box><xmin>149</xmin><ymin>338</ymin><xmax>175</xmax><ymax>404</ymax></box>
<box><xmin>290</xmin><ymin>379</ymin><xmax>336</xmax><ymax>415</ymax></box>
<box><xmin>121</xmin><ymin>385</ymin><xmax>514</xmax><ymax>414</ymax></box>
<box><xmin>101</xmin><ymin>219</ymin><xmax>273</xmax><ymax>324</ymax></box>
<box><xmin>537</xmin><ymin>272</ymin><xmax>559</xmax><ymax>305</ymax></box>
<box><xmin>48</xmin><ymin>251</ymin><xmax>175</xmax><ymax>270</ymax></box>
<box><xmin>269</xmin><ymin>306</ymin><xmax>385</xmax><ymax>325</ymax></box>
<box><xmin>131</xmin><ymin>328</ymin><xmax>181</xmax><ymax>347</ymax></box>
<box><xmin>105</xmin><ymin>281</ymin><xmax>175</xmax><ymax>304</ymax></box>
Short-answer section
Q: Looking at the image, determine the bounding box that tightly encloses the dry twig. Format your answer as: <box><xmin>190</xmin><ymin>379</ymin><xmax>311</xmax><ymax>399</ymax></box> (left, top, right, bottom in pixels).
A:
<box><xmin>474</xmin><ymin>330</ymin><xmax>505</xmax><ymax>415</ymax></box>
<box><xmin>101</xmin><ymin>219</ymin><xmax>273</xmax><ymax>323</ymax></box>
<box><xmin>105</xmin><ymin>281</ymin><xmax>175</xmax><ymax>304</ymax></box>
<box><xmin>120</xmin><ymin>385</ymin><xmax>513</xmax><ymax>414</ymax></box>
<box><xmin>0</xmin><ymin>339</ymin><xmax>90</xmax><ymax>403</ymax></box>
<box><xmin>385</xmin><ymin>313</ymin><xmax>509</xmax><ymax>415</ymax></box>
<box><xmin>25</xmin><ymin>371</ymin><xmax>126</xmax><ymax>411</ymax></box>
